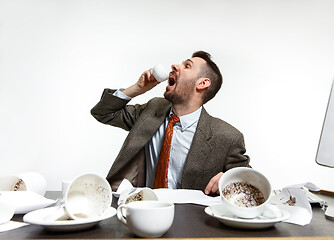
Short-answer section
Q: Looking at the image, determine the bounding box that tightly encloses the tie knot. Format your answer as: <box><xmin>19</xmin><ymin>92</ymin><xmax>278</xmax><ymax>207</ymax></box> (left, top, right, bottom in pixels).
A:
<box><xmin>169</xmin><ymin>114</ymin><xmax>180</xmax><ymax>124</ymax></box>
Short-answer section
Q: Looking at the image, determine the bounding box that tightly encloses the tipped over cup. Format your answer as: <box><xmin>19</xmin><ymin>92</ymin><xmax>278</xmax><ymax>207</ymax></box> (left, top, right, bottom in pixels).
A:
<box><xmin>45</xmin><ymin>173</ymin><xmax>112</xmax><ymax>221</ymax></box>
<box><xmin>0</xmin><ymin>172</ymin><xmax>47</xmax><ymax>196</ymax></box>
<box><xmin>219</xmin><ymin>167</ymin><xmax>278</xmax><ymax>219</ymax></box>
<box><xmin>118</xmin><ymin>187</ymin><xmax>158</xmax><ymax>205</ymax></box>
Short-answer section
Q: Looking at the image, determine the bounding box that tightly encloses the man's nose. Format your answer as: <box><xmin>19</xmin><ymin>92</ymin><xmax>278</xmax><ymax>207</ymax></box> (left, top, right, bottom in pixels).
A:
<box><xmin>171</xmin><ymin>64</ymin><xmax>180</xmax><ymax>72</ymax></box>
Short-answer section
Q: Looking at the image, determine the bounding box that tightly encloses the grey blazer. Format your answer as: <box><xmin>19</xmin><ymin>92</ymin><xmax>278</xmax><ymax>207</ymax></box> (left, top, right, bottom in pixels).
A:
<box><xmin>91</xmin><ymin>89</ymin><xmax>250</xmax><ymax>191</ymax></box>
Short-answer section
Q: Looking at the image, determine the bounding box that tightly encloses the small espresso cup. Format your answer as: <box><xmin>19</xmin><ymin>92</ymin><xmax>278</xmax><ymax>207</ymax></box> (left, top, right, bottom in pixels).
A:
<box><xmin>219</xmin><ymin>167</ymin><xmax>273</xmax><ymax>219</ymax></box>
<box><xmin>117</xmin><ymin>201</ymin><xmax>174</xmax><ymax>238</ymax></box>
<box><xmin>45</xmin><ymin>173</ymin><xmax>112</xmax><ymax>221</ymax></box>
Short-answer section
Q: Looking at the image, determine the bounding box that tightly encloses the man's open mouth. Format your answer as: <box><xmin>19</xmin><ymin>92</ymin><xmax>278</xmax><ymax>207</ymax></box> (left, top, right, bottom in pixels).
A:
<box><xmin>169</xmin><ymin>73</ymin><xmax>176</xmax><ymax>86</ymax></box>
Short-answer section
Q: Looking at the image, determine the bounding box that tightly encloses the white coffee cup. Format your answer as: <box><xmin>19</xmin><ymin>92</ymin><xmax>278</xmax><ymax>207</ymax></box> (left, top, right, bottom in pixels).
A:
<box><xmin>117</xmin><ymin>187</ymin><xmax>158</xmax><ymax>205</ymax></box>
<box><xmin>0</xmin><ymin>197</ymin><xmax>15</xmax><ymax>224</ymax></box>
<box><xmin>0</xmin><ymin>172</ymin><xmax>47</xmax><ymax>196</ymax></box>
<box><xmin>117</xmin><ymin>201</ymin><xmax>174</xmax><ymax>238</ymax></box>
<box><xmin>45</xmin><ymin>173</ymin><xmax>112</xmax><ymax>221</ymax></box>
<box><xmin>152</xmin><ymin>64</ymin><xmax>169</xmax><ymax>82</ymax></box>
<box><xmin>219</xmin><ymin>167</ymin><xmax>274</xmax><ymax>219</ymax></box>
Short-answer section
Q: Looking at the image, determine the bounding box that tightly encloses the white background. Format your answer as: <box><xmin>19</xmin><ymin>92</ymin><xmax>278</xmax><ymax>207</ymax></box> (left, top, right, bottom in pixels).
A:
<box><xmin>1</xmin><ymin>0</ymin><xmax>333</xmax><ymax>191</ymax></box>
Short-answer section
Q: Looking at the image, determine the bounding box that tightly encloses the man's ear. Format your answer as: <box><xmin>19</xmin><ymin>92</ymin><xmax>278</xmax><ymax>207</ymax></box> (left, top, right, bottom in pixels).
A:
<box><xmin>197</xmin><ymin>78</ymin><xmax>211</xmax><ymax>90</ymax></box>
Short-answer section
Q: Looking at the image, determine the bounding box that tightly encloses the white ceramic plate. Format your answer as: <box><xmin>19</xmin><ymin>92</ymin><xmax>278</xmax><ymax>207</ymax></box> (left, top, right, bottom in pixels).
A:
<box><xmin>204</xmin><ymin>204</ymin><xmax>290</xmax><ymax>229</ymax></box>
<box><xmin>23</xmin><ymin>206</ymin><xmax>116</xmax><ymax>232</ymax></box>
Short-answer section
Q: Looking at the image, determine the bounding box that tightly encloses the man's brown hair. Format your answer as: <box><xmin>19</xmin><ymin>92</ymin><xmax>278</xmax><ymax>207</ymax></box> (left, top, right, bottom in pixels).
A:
<box><xmin>192</xmin><ymin>51</ymin><xmax>223</xmax><ymax>104</ymax></box>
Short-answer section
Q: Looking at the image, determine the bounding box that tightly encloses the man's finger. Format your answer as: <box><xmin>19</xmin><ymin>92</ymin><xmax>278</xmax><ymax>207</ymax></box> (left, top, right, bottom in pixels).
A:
<box><xmin>205</xmin><ymin>172</ymin><xmax>223</xmax><ymax>195</ymax></box>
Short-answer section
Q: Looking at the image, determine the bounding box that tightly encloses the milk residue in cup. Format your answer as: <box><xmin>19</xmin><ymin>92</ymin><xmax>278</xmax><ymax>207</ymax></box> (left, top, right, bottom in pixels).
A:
<box><xmin>222</xmin><ymin>182</ymin><xmax>265</xmax><ymax>208</ymax></box>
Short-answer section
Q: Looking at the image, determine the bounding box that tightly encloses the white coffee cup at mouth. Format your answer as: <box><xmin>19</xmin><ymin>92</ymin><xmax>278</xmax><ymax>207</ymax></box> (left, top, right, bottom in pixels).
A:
<box><xmin>45</xmin><ymin>173</ymin><xmax>112</xmax><ymax>221</ymax></box>
<box><xmin>152</xmin><ymin>64</ymin><xmax>169</xmax><ymax>82</ymax></box>
<box><xmin>219</xmin><ymin>167</ymin><xmax>276</xmax><ymax>219</ymax></box>
<box><xmin>117</xmin><ymin>200</ymin><xmax>174</xmax><ymax>238</ymax></box>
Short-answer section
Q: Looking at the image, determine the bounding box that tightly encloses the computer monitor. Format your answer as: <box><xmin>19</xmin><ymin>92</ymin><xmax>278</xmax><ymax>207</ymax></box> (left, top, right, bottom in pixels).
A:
<box><xmin>316</xmin><ymin>78</ymin><xmax>334</xmax><ymax>168</ymax></box>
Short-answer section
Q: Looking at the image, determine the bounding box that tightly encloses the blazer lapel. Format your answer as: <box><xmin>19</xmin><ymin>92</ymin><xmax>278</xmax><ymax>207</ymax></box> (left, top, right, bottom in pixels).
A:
<box><xmin>181</xmin><ymin>107</ymin><xmax>213</xmax><ymax>187</ymax></box>
<box><xmin>113</xmin><ymin>100</ymin><xmax>172</xmax><ymax>172</ymax></box>
<box><xmin>130</xmin><ymin>102</ymin><xmax>172</xmax><ymax>150</ymax></box>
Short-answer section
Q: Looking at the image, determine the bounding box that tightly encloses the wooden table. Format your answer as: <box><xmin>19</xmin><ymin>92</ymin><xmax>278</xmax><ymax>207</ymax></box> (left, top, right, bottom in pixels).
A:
<box><xmin>1</xmin><ymin>191</ymin><xmax>334</xmax><ymax>239</ymax></box>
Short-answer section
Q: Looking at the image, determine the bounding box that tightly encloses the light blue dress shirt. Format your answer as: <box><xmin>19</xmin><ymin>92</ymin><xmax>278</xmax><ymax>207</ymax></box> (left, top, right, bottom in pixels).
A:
<box><xmin>113</xmin><ymin>89</ymin><xmax>202</xmax><ymax>189</ymax></box>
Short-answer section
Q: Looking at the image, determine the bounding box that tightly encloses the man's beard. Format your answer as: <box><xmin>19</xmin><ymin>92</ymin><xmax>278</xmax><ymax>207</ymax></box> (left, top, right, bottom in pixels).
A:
<box><xmin>164</xmin><ymin>81</ymin><xmax>195</xmax><ymax>105</ymax></box>
<box><xmin>164</xmin><ymin>90</ymin><xmax>184</xmax><ymax>104</ymax></box>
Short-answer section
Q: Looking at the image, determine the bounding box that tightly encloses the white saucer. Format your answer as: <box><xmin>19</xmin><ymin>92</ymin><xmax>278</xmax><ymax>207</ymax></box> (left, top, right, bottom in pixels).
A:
<box><xmin>204</xmin><ymin>204</ymin><xmax>290</xmax><ymax>229</ymax></box>
<box><xmin>23</xmin><ymin>206</ymin><xmax>116</xmax><ymax>232</ymax></box>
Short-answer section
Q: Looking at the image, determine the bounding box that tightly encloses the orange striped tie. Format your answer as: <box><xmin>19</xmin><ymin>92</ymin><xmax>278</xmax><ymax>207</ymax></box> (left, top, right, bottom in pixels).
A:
<box><xmin>153</xmin><ymin>114</ymin><xmax>180</xmax><ymax>188</ymax></box>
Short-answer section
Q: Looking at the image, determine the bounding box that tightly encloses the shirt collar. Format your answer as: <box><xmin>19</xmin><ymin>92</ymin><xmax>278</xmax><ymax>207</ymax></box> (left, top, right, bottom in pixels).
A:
<box><xmin>169</xmin><ymin>107</ymin><xmax>202</xmax><ymax>131</ymax></box>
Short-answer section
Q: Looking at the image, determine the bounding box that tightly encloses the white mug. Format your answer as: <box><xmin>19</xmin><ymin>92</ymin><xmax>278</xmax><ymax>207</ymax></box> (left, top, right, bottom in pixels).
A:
<box><xmin>45</xmin><ymin>173</ymin><xmax>112</xmax><ymax>221</ymax></box>
<box><xmin>219</xmin><ymin>167</ymin><xmax>278</xmax><ymax>219</ymax></box>
<box><xmin>117</xmin><ymin>201</ymin><xmax>174</xmax><ymax>238</ymax></box>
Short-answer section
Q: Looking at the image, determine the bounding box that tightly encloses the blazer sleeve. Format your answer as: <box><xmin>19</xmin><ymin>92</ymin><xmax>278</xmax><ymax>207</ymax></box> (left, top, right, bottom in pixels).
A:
<box><xmin>223</xmin><ymin>132</ymin><xmax>251</xmax><ymax>171</ymax></box>
<box><xmin>90</xmin><ymin>88</ymin><xmax>147</xmax><ymax>131</ymax></box>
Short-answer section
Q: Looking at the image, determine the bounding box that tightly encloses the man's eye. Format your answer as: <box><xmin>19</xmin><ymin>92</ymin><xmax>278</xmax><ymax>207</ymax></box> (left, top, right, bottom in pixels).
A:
<box><xmin>185</xmin><ymin>64</ymin><xmax>191</xmax><ymax>68</ymax></box>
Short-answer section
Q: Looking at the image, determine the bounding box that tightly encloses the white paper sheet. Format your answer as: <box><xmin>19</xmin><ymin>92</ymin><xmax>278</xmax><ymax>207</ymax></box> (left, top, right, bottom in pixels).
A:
<box><xmin>113</xmin><ymin>179</ymin><xmax>132</xmax><ymax>197</ymax></box>
<box><xmin>0</xmin><ymin>191</ymin><xmax>56</xmax><ymax>214</ymax></box>
<box><xmin>271</xmin><ymin>184</ymin><xmax>313</xmax><ymax>226</ymax></box>
<box><xmin>153</xmin><ymin>189</ymin><xmax>221</xmax><ymax>206</ymax></box>
<box><xmin>0</xmin><ymin>221</ymin><xmax>29</xmax><ymax>233</ymax></box>
<box><xmin>114</xmin><ymin>179</ymin><xmax>221</xmax><ymax>206</ymax></box>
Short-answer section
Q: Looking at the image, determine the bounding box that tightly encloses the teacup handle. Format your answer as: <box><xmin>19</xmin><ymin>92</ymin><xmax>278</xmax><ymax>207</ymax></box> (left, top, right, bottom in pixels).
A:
<box><xmin>117</xmin><ymin>204</ymin><xmax>128</xmax><ymax>225</ymax></box>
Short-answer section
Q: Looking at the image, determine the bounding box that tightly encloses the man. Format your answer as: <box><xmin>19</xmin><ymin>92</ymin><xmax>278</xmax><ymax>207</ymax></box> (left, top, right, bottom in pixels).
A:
<box><xmin>91</xmin><ymin>51</ymin><xmax>250</xmax><ymax>195</ymax></box>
